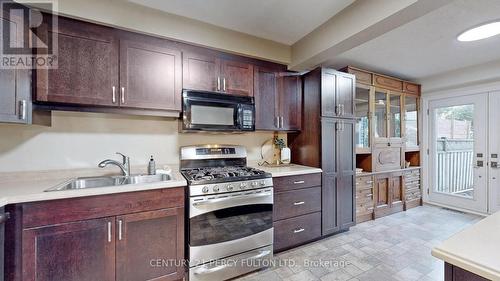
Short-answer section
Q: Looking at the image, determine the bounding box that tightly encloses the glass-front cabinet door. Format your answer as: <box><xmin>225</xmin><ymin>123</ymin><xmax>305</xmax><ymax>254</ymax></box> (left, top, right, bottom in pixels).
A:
<box><xmin>389</xmin><ymin>92</ymin><xmax>402</xmax><ymax>139</ymax></box>
<box><xmin>373</xmin><ymin>89</ymin><xmax>388</xmax><ymax>139</ymax></box>
<box><xmin>404</xmin><ymin>94</ymin><xmax>419</xmax><ymax>149</ymax></box>
<box><xmin>355</xmin><ymin>85</ymin><xmax>371</xmax><ymax>153</ymax></box>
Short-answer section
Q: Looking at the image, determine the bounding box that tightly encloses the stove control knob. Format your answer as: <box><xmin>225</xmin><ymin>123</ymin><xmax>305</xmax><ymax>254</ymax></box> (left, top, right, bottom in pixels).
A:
<box><xmin>227</xmin><ymin>184</ymin><xmax>234</xmax><ymax>191</ymax></box>
<box><xmin>213</xmin><ymin>185</ymin><xmax>220</xmax><ymax>192</ymax></box>
<box><xmin>202</xmin><ymin>186</ymin><xmax>209</xmax><ymax>193</ymax></box>
<box><xmin>240</xmin><ymin>183</ymin><xmax>247</xmax><ymax>189</ymax></box>
<box><xmin>260</xmin><ymin>180</ymin><xmax>266</xmax><ymax>186</ymax></box>
<box><xmin>251</xmin><ymin>181</ymin><xmax>258</xmax><ymax>187</ymax></box>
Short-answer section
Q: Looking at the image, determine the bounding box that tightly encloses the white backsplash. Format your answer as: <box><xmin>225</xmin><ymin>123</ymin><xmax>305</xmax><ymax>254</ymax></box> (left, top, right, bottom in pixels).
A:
<box><xmin>0</xmin><ymin>111</ymin><xmax>278</xmax><ymax>173</ymax></box>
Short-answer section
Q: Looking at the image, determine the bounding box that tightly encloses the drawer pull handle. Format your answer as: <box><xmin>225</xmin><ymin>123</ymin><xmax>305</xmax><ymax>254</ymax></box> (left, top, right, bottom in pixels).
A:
<box><xmin>293</xmin><ymin>201</ymin><xmax>305</xmax><ymax>206</ymax></box>
<box><xmin>365</xmin><ymin>181</ymin><xmax>373</xmax><ymax>184</ymax></box>
<box><xmin>293</xmin><ymin>228</ymin><xmax>305</xmax><ymax>233</ymax></box>
<box><xmin>293</xmin><ymin>180</ymin><xmax>305</xmax><ymax>184</ymax></box>
<box><xmin>366</xmin><ymin>194</ymin><xmax>373</xmax><ymax>197</ymax></box>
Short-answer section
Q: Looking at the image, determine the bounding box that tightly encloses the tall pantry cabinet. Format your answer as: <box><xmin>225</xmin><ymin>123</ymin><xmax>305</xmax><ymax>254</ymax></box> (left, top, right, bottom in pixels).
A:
<box><xmin>289</xmin><ymin>68</ymin><xmax>356</xmax><ymax>235</ymax></box>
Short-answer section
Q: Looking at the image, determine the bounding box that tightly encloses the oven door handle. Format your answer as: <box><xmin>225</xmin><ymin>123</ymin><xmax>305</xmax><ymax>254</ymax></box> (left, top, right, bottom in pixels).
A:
<box><xmin>192</xmin><ymin>191</ymin><xmax>272</xmax><ymax>207</ymax></box>
<box><xmin>193</xmin><ymin>250</ymin><xmax>272</xmax><ymax>275</ymax></box>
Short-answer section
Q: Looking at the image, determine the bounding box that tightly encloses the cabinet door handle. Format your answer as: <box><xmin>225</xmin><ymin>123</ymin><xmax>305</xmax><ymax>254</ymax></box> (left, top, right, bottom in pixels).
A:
<box><xmin>275</xmin><ymin>116</ymin><xmax>279</xmax><ymax>128</ymax></box>
<box><xmin>293</xmin><ymin>201</ymin><xmax>305</xmax><ymax>206</ymax></box>
<box><xmin>120</xmin><ymin>87</ymin><xmax>125</xmax><ymax>104</ymax></box>
<box><xmin>107</xmin><ymin>221</ymin><xmax>112</xmax><ymax>243</ymax></box>
<box><xmin>18</xmin><ymin>100</ymin><xmax>26</xmax><ymax>120</ymax></box>
<box><xmin>118</xmin><ymin>219</ymin><xmax>123</xmax><ymax>241</ymax></box>
<box><xmin>112</xmin><ymin>86</ymin><xmax>116</xmax><ymax>103</ymax></box>
<box><xmin>223</xmin><ymin>77</ymin><xmax>226</xmax><ymax>92</ymax></box>
<box><xmin>293</xmin><ymin>228</ymin><xmax>305</xmax><ymax>233</ymax></box>
<box><xmin>293</xmin><ymin>180</ymin><xmax>305</xmax><ymax>184</ymax></box>
<box><xmin>217</xmin><ymin>77</ymin><xmax>221</xmax><ymax>91</ymax></box>
<box><xmin>280</xmin><ymin>116</ymin><xmax>284</xmax><ymax>128</ymax></box>
<box><xmin>336</xmin><ymin>104</ymin><xmax>340</xmax><ymax>116</ymax></box>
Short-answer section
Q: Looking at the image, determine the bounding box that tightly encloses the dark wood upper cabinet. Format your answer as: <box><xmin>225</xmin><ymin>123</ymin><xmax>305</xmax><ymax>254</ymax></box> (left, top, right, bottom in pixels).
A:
<box><xmin>182</xmin><ymin>52</ymin><xmax>220</xmax><ymax>92</ymax></box>
<box><xmin>279</xmin><ymin>75</ymin><xmax>302</xmax><ymax>131</ymax></box>
<box><xmin>221</xmin><ymin>59</ymin><xmax>254</xmax><ymax>96</ymax></box>
<box><xmin>35</xmin><ymin>16</ymin><xmax>119</xmax><ymax>107</ymax></box>
<box><xmin>22</xmin><ymin>217</ymin><xmax>116</xmax><ymax>281</ymax></box>
<box><xmin>254</xmin><ymin>70</ymin><xmax>302</xmax><ymax>131</ymax></box>
<box><xmin>0</xmin><ymin>11</ymin><xmax>31</xmax><ymax>124</ymax></box>
<box><xmin>254</xmin><ymin>67</ymin><xmax>278</xmax><ymax>130</ymax></box>
<box><xmin>116</xmin><ymin>208</ymin><xmax>184</xmax><ymax>281</ymax></box>
<box><xmin>120</xmin><ymin>39</ymin><xmax>182</xmax><ymax>110</ymax></box>
<box><xmin>321</xmin><ymin>69</ymin><xmax>355</xmax><ymax>118</ymax></box>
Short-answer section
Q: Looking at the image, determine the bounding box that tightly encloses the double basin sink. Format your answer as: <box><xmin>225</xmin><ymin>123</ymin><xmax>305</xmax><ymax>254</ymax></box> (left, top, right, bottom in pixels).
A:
<box><xmin>45</xmin><ymin>174</ymin><xmax>172</xmax><ymax>192</ymax></box>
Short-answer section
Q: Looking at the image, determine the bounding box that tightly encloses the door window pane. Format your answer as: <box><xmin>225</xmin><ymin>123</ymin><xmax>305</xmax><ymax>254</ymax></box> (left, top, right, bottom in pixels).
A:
<box><xmin>355</xmin><ymin>87</ymin><xmax>370</xmax><ymax>149</ymax></box>
<box><xmin>390</xmin><ymin>94</ymin><xmax>401</xmax><ymax>138</ymax></box>
<box><xmin>435</xmin><ymin>104</ymin><xmax>474</xmax><ymax>198</ymax></box>
<box><xmin>405</xmin><ymin>96</ymin><xmax>418</xmax><ymax>147</ymax></box>
<box><xmin>374</xmin><ymin>91</ymin><xmax>387</xmax><ymax>138</ymax></box>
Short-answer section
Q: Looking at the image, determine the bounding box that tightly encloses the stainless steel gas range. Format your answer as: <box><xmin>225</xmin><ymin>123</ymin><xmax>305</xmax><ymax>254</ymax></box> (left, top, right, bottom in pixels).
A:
<box><xmin>180</xmin><ymin>145</ymin><xmax>273</xmax><ymax>281</ymax></box>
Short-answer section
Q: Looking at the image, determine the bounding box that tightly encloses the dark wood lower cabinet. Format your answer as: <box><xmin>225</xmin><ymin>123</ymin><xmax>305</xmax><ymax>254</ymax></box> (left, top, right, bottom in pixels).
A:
<box><xmin>5</xmin><ymin>187</ymin><xmax>185</xmax><ymax>281</ymax></box>
<box><xmin>273</xmin><ymin>174</ymin><xmax>322</xmax><ymax>252</ymax></box>
<box><xmin>116</xmin><ymin>208</ymin><xmax>184</xmax><ymax>281</ymax></box>
<box><xmin>22</xmin><ymin>217</ymin><xmax>116</xmax><ymax>281</ymax></box>
<box><xmin>374</xmin><ymin>173</ymin><xmax>404</xmax><ymax>219</ymax></box>
<box><xmin>445</xmin><ymin>263</ymin><xmax>491</xmax><ymax>281</ymax></box>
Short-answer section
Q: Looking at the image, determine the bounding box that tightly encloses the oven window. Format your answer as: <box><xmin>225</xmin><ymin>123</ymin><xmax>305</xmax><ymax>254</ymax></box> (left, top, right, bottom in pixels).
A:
<box><xmin>191</xmin><ymin>105</ymin><xmax>235</xmax><ymax>126</ymax></box>
<box><xmin>190</xmin><ymin>204</ymin><xmax>272</xmax><ymax>246</ymax></box>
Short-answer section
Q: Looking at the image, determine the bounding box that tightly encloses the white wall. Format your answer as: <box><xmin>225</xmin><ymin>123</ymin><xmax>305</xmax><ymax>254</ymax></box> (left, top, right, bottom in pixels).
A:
<box><xmin>0</xmin><ymin>112</ymin><xmax>275</xmax><ymax>173</ymax></box>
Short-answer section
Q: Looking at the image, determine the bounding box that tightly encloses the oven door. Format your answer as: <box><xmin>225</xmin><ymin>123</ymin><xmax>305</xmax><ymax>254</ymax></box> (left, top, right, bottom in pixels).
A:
<box><xmin>189</xmin><ymin>188</ymin><xmax>273</xmax><ymax>266</ymax></box>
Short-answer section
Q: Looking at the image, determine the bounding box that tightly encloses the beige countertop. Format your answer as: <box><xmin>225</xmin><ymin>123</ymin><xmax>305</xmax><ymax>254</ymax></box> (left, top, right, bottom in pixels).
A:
<box><xmin>0</xmin><ymin>162</ymin><xmax>321</xmax><ymax>207</ymax></box>
<box><xmin>249</xmin><ymin>162</ymin><xmax>322</xmax><ymax>177</ymax></box>
<box><xmin>0</xmin><ymin>165</ymin><xmax>187</xmax><ymax>208</ymax></box>
<box><xmin>432</xmin><ymin>211</ymin><xmax>500</xmax><ymax>280</ymax></box>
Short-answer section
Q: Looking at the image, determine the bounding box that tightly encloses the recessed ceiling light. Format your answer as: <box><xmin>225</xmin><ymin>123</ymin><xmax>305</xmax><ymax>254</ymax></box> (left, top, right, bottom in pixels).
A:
<box><xmin>458</xmin><ymin>21</ymin><xmax>500</xmax><ymax>42</ymax></box>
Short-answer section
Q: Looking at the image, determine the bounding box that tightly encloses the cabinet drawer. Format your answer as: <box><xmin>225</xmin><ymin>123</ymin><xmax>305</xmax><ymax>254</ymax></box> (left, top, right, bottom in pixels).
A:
<box><xmin>273</xmin><ymin>173</ymin><xmax>321</xmax><ymax>192</ymax></box>
<box><xmin>356</xmin><ymin>176</ymin><xmax>373</xmax><ymax>186</ymax></box>
<box><xmin>374</xmin><ymin>75</ymin><xmax>403</xmax><ymax>91</ymax></box>
<box><xmin>274</xmin><ymin>212</ymin><xmax>321</xmax><ymax>251</ymax></box>
<box><xmin>274</xmin><ymin>187</ymin><xmax>321</xmax><ymax>221</ymax></box>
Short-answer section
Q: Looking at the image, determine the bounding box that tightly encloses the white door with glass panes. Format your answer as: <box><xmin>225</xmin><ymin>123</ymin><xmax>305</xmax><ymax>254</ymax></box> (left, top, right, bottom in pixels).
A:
<box><xmin>428</xmin><ymin>94</ymin><xmax>488</xmax><ymax>213</ymax></box>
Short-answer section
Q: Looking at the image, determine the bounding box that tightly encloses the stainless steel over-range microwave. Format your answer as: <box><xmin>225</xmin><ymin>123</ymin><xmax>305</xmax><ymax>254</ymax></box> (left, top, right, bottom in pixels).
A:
<box><xmin>181</xmin><ymin>90</ymin><xmax>255</xmax><ymax>132</ymax></box>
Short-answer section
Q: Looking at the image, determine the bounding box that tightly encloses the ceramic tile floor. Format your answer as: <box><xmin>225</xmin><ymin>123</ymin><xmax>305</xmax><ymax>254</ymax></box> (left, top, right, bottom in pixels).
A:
<box><xmin>236</xmin><ymin>205</ymin><xmax>482</xmax><ymax>281</ymax></box>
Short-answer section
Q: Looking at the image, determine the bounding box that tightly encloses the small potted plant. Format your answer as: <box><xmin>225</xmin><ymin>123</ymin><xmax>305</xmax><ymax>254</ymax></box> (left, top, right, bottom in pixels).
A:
<box><xmin>273</xmin><ymin>136</ymin><xmax>289</xmax><ymax>165</ymax></box>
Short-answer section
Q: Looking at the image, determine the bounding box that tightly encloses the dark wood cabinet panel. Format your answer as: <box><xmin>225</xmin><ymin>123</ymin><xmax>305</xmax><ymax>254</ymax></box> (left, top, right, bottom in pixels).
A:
<box><xmin>321</xmin><ymin>69</ymin><xmax>337</xmax><ymax>117</ymax></box>
<box><xmin>119</xmin><ymin>39</ymin><xmax>182</xmax><ymax>110</ymax></box>
<box><xmin>274</xmin><ymin>187</ymin><xmax>321</xmax><ymax>221</ymax></box>
<box><xmin>273</xmin><ymin>212</ymin><xmax>321</xmax><ymax>251</ymax></box>
<box><xmin>390</xmin><ymin>174</ymin><xmax>404</xmax><ymax>208</ymax></box>
<box><xmin>321</xmin><ymin>174</ymin><xmax>339</xmax><ymax>235</ymax></box>
<box><xmin>22</xmin><ymin>217</ymin><xmax>116</xmax><ymax>281</ymax></box>
<box><xmin>0</xmin><ymin>12</ymin><xmax>31</xmax><ymax>124</ymax></box>
<box><xmin>336</xmin><ymin>73</ymin><xmax>355</xmax><ymax>118</ymax></box>
<box><xmin>444</xmin><ymin>263</ymin><xmax>490</xmax><ymax>281</ymax></box>
<box><xmin>254</xmin><ymin>67</ymin><xmax>278</xmax><ymax>130</ymax></box>
<box><xmin>116</xmin><ymin>208</ymin><xmax>184</xmax><ymax>281</ymax></box>
<box><xmin>182</xmin><ymin>51</ymin><xmax>219</xmax><ymax>92</ymax></box>
<box><xmin>221</xmin><ymin>59</ymin><xmax>254</xmax><ymax>96</ymax></box>
<box><xmin>374</xmin><ymin>173</ymin><xmax>404</xmax><ymax>219</ymax></box>
<box><xmin>279</xmin><ymin>75</ymin><xmax>302</xmax><ymax>130</ymax></box>
<box><xmin>35</xmin><ymin>16</ymin><xmax>119</xmax><ymax>106</ymax></box>
<box><xmin>321</xmin><ymin>118</ymin><xmax>337</xmax><ymax>175</ymax></box>
<box><xmin>338</xmin><ymin>175</ymin><xmax>355</xmax><ymax>230</ymax></box>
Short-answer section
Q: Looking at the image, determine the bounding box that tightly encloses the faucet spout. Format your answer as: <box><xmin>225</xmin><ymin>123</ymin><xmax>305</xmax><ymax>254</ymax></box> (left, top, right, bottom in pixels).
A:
<box><xmin>98</xmin><ymin>153</ymin><xmax>131</xmax><ymax>176</ymax></box>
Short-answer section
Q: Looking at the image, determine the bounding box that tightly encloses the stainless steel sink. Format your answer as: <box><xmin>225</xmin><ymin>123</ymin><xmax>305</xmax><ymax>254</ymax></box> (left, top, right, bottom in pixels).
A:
<box><xmin>45</xmin><ymin>174</ymin><xmax>172</xmax><ymax>192</ymax></box>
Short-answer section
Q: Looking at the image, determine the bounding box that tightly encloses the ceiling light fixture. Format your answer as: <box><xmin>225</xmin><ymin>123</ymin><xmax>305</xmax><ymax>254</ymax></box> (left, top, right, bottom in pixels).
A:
<box><xmin>457</xmin><ymin>21</ymin><xmax>500</xmax><ymax>42</ymax></box>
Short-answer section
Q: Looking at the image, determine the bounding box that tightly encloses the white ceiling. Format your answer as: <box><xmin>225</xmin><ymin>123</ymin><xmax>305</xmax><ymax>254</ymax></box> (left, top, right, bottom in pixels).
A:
<box><xmin>128</xmin><ymin>0</ymin><xmax>354</xmax><ymax>45</ymax></box>
<box><xmin>329</xmin><ymin>0</ymin><xmax>500</xmax><ymax>80</ymax></box>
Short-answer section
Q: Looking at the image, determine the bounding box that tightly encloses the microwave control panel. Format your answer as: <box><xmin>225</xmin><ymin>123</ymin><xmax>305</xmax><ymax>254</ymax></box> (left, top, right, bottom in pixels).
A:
<box><xmin>242</xmin><ymin>109</ymin><xmax>253</xmax><ymax>129</ymax></box>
